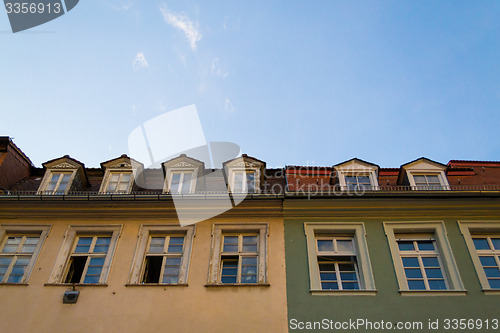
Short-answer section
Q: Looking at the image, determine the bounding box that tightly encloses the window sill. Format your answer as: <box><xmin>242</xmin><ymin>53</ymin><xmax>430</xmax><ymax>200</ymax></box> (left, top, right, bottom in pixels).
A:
<box><xmin>205</xmin><ymin>283</ymin><xmax>270</xmax><ymax>287</ymax></box>
<box><xmin>44</xmin><ymin>283</ymin><xmax>108</xmax><ymax>287</ymax></box>
<box><xmin>0</xmin><ymin>282</ymin><xmax>29</xmax><ymax>286</ymax></box>
<box><xmin>310</xmin><ymin>289</ymin><xmax>377</xmax><ymax>296</ymax></box>
<box><xmin>125</xmin><ymin>283</ymin><xmax>188</xmax><ymax>287</ymax></box>
<box><xmin>399</xmin><ymin>290</ymin><xmax>467</xmax><ymax>296</ymax></box>
<box><xmin>483</xmin><ymin>289</ymin><xmax>500</xmax><ymax>295</ymax></box>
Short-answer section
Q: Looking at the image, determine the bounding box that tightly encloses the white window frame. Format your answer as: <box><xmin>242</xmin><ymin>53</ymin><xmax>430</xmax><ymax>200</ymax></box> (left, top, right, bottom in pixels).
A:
<box><xmin>384</xmin><ymin>221</ymin><xmax>465</xmax><ymax>296</ymax></box>
<box><xmin>47</xmin><ymin>225</ymin><xmax>121</xmax><ymax>285</ymax></box>
<box><xmin>0</xmin><ymin>224</ymin><xmax>51</xmax><ymax>284</ymax></box>
<box><xmin>164</xmin><ymin>169</ymin><xmax>197</xmax><ymax>194</ymax></box>
<box><xmin>128</xmin><ymin>225</ymin><xmax>195</xmax><ymax>285</ymax></box>
<box><xmin>228</xmin><ymin>169</ymin><xmax>259</xmax><ymax>194</ymax></box>
<box><xmin>207</xmin><ymin>223</ymin><xmax>268</xmax><ymax>285</ymax></box>
<box><xmin>408</xmin><ymin>172</ymin><xmax>449</xmax><ymax>191</ymax></box>
<box><xmin>100</xmin><ymin>171</ymin><xmax>134</xmax><ymax>194</ymax></box>
<box><xmin>458</xmin><ymin>221</ymin><xmax>500</xmax><ymax>294</ymax></box>
<box><xmin>334</xmin><ymin>164</ymin><xmax>379</xmax><ymax>191</ymax></box>
<box><xmin>304</xmin><ymin>222</ymin><xmax>376</xmax><ymax>295</ymax></box>
<box><xmin>37</xmin><ymin>170</ymin><xmax>77</xmax><ymax>195</ymax></box>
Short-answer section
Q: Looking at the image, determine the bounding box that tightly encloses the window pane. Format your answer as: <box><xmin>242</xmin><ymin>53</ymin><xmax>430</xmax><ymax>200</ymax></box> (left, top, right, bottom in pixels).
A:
<box><xmin>83</xmin><ymin>275</ymin><xmax>100</xmax><ymax>284</ymax></box>
<box><xmin>340</xmin><ymin>272</ymin><xmax>357</xmax><ymax>281</ymax></box>
<box><xmin>170</xmin><ymin>173</ymin><xmax>181</xmax><ymax>192</ymax></box>
<box><xmin>398</xmin><ymin>241</ymin><xmax>414</xmax><ymax>251</ymax></box>
<box><xmin>428</xmin><ymin>279</ymin><xmax>447</xmax><ymax>290</ymax></box>
<box><xmin>162</xmin><ymin>275</ymin><xmax>179</xmax><ymax>284</ymax></box>
<box><xmin>473</xmin><ymin>238</ymin><xmax>490</xmax><ymax>250</ymax></box>
<box><xmin>337</xmin><ymin>240</ymin><xmax>354</xmax><ymax>253</ymax></box>
<box><xmin>320</xmin><ymin>272</ymin><xmax>336</xmax><ymax>281</ymax></box>
<box><xmin>242</xmin><ymin>236</ymin><xmax>258</xmax><ymax>252</ymax></box>
<box><xmin>246</xmin><ymin>173</ymin><xmax>256</xmax><ymax>193</ymax></box>
<box><xmin>413</xmin><ymin>175</ymin><xmax>426</xmax><ymax>184</ymax></box>
<box><xmin>149</xmin><ymin>237</ymin><xmax>165</xmax><ymax>253</ymax></box>
<box><xmin>75</xmin><ymin>237</ymin><xmax>92</xmax><ymax>253</ymax></box>
<box><xmin>417</xmin><ymin>240</ymin><xmax>434</xmax><ymax>251</ymax></box>
<box><xmin>491</xmin><ymin>238</ymin><xmax>500</xmax><ymax>250</ymax></box>
<box><xmin>241</xmin><ymin>274</ymin><xmax>257</xmax><ymax>283</ymax></box>
<box><xmin>21</xmin><ymin>245</ymin><xmax>37</xmax><ymax>253</ymax></box>
<box><xmin>221</xmin><ymin>258</ymin><xmax>238</xmax><ymax>284</ymax></box>
<box><xmin>402</xmin><ymin>257</ymin><xmax>419</xmax><ymax>267</ymax></box>
<box><xmin>426</xmin><ymin>175</ymin><xmax>440</xmax><ymax>184</ymax></box>
<box><xmin>425</xmin><ymin>268</ymin><xmax>443</xmax><ymax>279</ymax></box>
<box><xmin>110</xmin><ymin>174</ymin><xmax>119</xmax><ymax>182</ymax></box>
<box><xmin>321</xmin><ymin>282</ymin><xmax>338</xmax><ymax>290</ymax></box>
<box><xmin>318</xmin><ymin>263</ymin><xmax>335</xmax><ymax>271</ymax></box>
<box><xmin>405</xmin><ymin>268</ymin><xmax>423</xmax><ymax>279</ymax></box>
<box><xmin>223</xmin><ymin>236</ymin><xmax>238</xmax><ymax>252</ymax></box>
<box><xmin>488</xmin><ymin>279</ymin><xmax>500</xmax><ymax>289</ymax></box>
<box><xmin>233</xmin><ymin>173</ymin><xmax>244</xmax><ymax>192</ymax></box>
<box><xmin>422</xmin><ymin>257</ymin><xmax>439</xmax><ymax>267</ymax></box>
<box><xmin>408</xmin><ymin>280</ymin><xmax>426</xmax><ymax>290</ymax></box>
<box><xmin>94</xmin><ymin>237</ymin><xmax>111</xmax><ymax>253</ymax></box>
<box><xmin>479</xmin><ymin>256</ymin><xmax>497</xmax><ymax>267</ymax></box>
<box><xmin>317</xmin><ymin>239</ymin><xmax>334</xmax><ymax>252</ymax></box>
<box><xmin>168</xmin><ymin>237</ymin><xmax>184</xmax><ymax>253</ymax></box>
<box><xmin>342</xmin><ymin>282</ymin><xmax>359</xmax><ymax>290</ymax></box>
<box><xmin>484</xmin><ymin>267</ymin><xmax>500</xmax><ymax>278</ymax></box>
<box><xmin>181</xmin><ymin>173</ymin><xmax>192</xmax><ymax>194</ymax></box>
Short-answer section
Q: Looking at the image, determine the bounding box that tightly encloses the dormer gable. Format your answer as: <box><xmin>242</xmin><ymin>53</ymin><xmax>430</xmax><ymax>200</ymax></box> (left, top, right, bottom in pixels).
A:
<box><xmin>99</xmin><ymin>155</ymin><xmax>144</xmax><ymax>194</ymax></box>
<box><xmin>223</xmin><ymin>154</ymin><xmax>266</xmax><ymax>193</ymax></box>
<box><xmin>162</xmin><ymin>154</ymin><xmax>205</xmax><ymax>194</ymax></box>
<box><xmin>398</xmin><ymin>157</ymin><xmax>449</xmax><ymax>190</ymax></box>
<box><xmin>333</xmin><ymin>158</ymin><xmax>380</xmax><ymax>191</ymax></box>
<box><xmin>38</xmin><ymin>155</ymin><xmax>87</xmax><ymax>195</ymax></box>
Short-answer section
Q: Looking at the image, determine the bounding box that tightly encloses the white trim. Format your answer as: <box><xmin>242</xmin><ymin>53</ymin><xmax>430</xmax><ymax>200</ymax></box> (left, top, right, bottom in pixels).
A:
<box><xmin>458</xmin><ymin>220</ymin><xmax>500</xmax><ymax>293</ymax></box>
<box><xmin>164</xmin><ymin>169</ymin><xmax>197</xmax><ymax>194</ymax></box>
<box><xmin>48</xmin><ymin>225</ymin><xmax>122</xmax><ymax>284</ymax></box>
<box><xmin>304</xmin><ymin>222</ymin><xmax>376</xmax><ymax>294</ymax></box>
<box><xmin>37</xmin><ymin>170</ymin><xmax>77</xmax><ymax>195</ymax></box>
<box><xmin>0</xmin><ymin>224</ymin><xmax>51</xmax><ymax>284</ymax></box>
<box><xmin>128</xmin><ymin>224</ymin><xmax>195</xmax><ymax>285</ymax></box>
<box><xmin>334</xmin><ymin>162</ymin><xmax>379</xmax><ymax>191</ymax></box>
<box><xmin>207</xmin><ymin>223</ymin><xmax>268</xmax><ymax>285</ymax></box>
<box><xmin>384</xmin><ymin>221</ymin><xmax>465</xmax><ymax>294</ymax></box>
<box><xmin>99</xmin><ymin>170</ymin><xmax>134</xmax><ymax>194</ymax></box>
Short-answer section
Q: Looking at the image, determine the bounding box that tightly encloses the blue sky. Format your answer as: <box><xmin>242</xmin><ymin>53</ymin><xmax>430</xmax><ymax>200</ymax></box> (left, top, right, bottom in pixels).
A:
<box><xmin>1</xmin><ymin>1</ymin><xmax>499</xmax><ymax>168</ymax></box>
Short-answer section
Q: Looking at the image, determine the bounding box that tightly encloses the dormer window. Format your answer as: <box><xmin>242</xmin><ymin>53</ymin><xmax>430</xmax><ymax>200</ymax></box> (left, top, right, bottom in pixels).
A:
<box><xmin>38</xmin><ymin>155</ymin><xmax>87</xmax><ymax>195</ymax></box>
<box><xmin>103</xmin><ymin>172</ymin><xmax>133</xmax><ymax>194</ymax></box>
<box><xmin>224</xmin><ymin>155</ymin><xmax>265</xmax><ymax>194</ymax></box>
<box><xmin>99</xmin><ymin>155</ymin><xmax>142</xmax><ymax>195</ymax></box>
<box><xmin>46</xmin><ymin>172</ymin><xmax>72</xmax><ymax>194</ymax></box>
<box><xmin>334</xmin><ymin>159</ymin><xmax>379</xmax><ymax>191</ymax></box>
<box><xmin>162</xmin><ymin>154</ymin><xmax>204</xmax><ymax>195</ymax></box>
<box><xmin>232</xmin><ymin>170</ymin><xmax>257</xmax><ymax>193</ymax></box>
<box><xmin>399</xmin><ymin>158</ymin><xmax>450</xmax><ymax>191</ymax></box>
<box><xmin>169</xmin><ymin>171</ymin><xmax>194</xmax><ymax>194</ymax></box>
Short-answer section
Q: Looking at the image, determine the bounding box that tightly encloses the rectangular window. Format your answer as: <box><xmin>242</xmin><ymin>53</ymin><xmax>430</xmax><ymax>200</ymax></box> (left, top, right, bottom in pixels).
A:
<box><xmin>384</xmin><ymin>221</ymin><xmax>465</xmax><ymax>295</ymax></box>
<box><xmin>232</xmin><ymin>171</ymin><xmax>256</xmax><ymax>193</ymax></box>
<box><xmin>64</xmin><ymin>235</ymin><xmax>112</xmax><ymax>284</ymax></box>
<box><xmin>0</xmin><ymin>225</ymin><xmax>50</xmax><ymax>284</ymax></box>
<box><xmin>316</xmin><ymin>236</ymin><xmax>360</xmax><ymax>290</ymax></box>
<box><xmin>169</xmin><ymin>171</ymin><xmax>194</xmax><ymax>194</ymax></box>
<box><xmin>207</xmin><ymin>224</ymin><xmax>268</xmax><ymax>285</ymax></box>
<box><xmin>142</xmin><ymin>235</ymin><xmax>185</xmax><ymax>284</ymax></box>
<box><xmin>412</xmin><ymin>175</ymin><xmax>442</xmax><ymax>190</ymax></box>
<box><xmin>105</xmin><ymin>172</ymin><xmax>132</xmax><ymax>194</ymax></box>
<box><xmin>304</xmin><ymin>223</ymin><xmax>376</xmax><ymax>295</ymax></box>
<box><xmin>44</xmin><ymin>172</ymin><xmax>72</xmax><ymax>194</ymax></box>
<box><xmin>220</xmin><ymin>234</ymin><xmax>259</xmax><ymax>284</ymax></box>
<box><xmin>396</xmin><ymin>235</ymin><xmax>447</xmax><ymax>290</ymax></box>
<box><xmin>128</xmin><ymin>225</ymin><xmax>195</xmax><ymax>285</ymax></box>
<box><xmin>471</xmin><ymin>235</ymin><xmax>500</xmax><ymax>289</ymax></box>
<box><xmin>345</xmin><ymin>175</ymin><xmax>371</xmax><ymax>191</ymax></box>
<box><xmin>48</xmin><ymin>225</ymin><xmax>121</xmax><ymax>285</ymax></box>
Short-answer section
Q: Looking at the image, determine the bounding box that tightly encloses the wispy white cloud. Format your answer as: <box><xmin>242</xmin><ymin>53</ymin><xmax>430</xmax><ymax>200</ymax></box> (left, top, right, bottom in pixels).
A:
<box><xmin>160</xmin><ymin>5</ymin><xmax>202</xmax><ymax>51</ymax></box>
<box><xmin>133</xmin><ymin>52</ymin><xmax>148</xmax><ymax>71</ymax></box>
<box><xmin>225</xmin><ymin>98</ymin><xmax>235</xmax><ymax>112</ymax></box>
<box><xmin>211</xmin><ymin>58</ymin><xmax>228</xmax><ymax>77</ymax></box>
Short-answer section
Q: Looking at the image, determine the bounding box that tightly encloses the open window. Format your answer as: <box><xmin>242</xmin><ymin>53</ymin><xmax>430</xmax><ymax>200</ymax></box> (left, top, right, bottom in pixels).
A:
<box><xmin>48</xmin><ymin>225</ymin><xmax>121</xmax><ymax>285</ymax></box>
<box><xmin>128</xmin><ymin>225</ymin><xmax>195</xmax><ymax>285</ymax></box>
